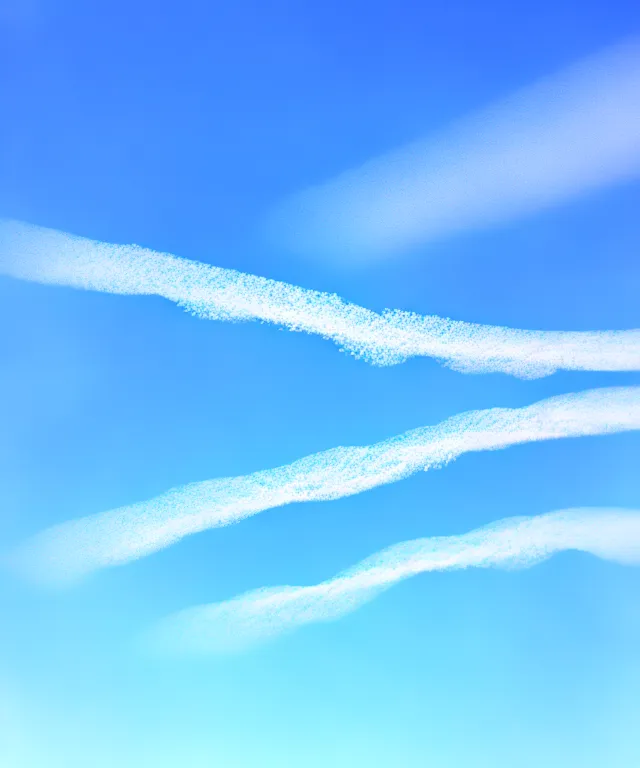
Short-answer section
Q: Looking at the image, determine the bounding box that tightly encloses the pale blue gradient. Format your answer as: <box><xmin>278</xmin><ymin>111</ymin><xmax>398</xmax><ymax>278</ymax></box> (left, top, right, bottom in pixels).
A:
<box><xmin>1</xmin><ymin>2</ymin><xmax>640</xmax><ymax>767</ymax></box>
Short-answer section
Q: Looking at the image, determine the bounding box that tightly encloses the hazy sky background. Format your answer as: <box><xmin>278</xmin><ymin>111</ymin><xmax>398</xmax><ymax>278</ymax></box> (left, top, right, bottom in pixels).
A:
<box><xmin>1</xmin><ymin>1</ymin><xmax>640</xmax><ymax>766</ymax></box>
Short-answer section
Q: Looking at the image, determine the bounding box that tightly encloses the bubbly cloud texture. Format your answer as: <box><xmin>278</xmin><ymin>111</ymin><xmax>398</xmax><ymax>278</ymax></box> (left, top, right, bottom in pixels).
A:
<box><xmin>1</xmin><ymin>219</ymin><xmax>639</xmax><ymax>377</ymax></box>
<box><xmin>267</xmin><ymin>39</ymin><xmax>640</xmax><ymax>261</ymax></box>
<box><xmin>10</xmin><ymin>386</ymin><xmax>640</xmax><ymax>586</ymax></box>
<box><xmin>146</xmin><ymin>507</ymin><xmax>640</xmax><ymax>654</ymax></box>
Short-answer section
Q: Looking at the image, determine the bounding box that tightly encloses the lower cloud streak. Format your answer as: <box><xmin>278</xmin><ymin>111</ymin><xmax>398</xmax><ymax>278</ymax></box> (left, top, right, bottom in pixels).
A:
<box><xmin>8</xmin><ymin>386</ymin><xmax>640</xmax><ymax>586</ymax></box>
<box><xmin>145</xmin><ymin>508</ymin><xmax>640</xmax><ymax>654</ymax></box>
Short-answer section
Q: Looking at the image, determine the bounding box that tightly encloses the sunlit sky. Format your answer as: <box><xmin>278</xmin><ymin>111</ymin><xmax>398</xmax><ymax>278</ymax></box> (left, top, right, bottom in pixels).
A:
<box><xmin>1</xmin><ymin>2</ymin><xmax>640</xmax><ymax>766</ymax></box>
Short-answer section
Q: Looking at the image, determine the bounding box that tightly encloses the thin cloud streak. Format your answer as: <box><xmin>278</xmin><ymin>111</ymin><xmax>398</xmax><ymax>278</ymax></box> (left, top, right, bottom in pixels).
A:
<box><xmin>10</xmin><ymin>386</ymin><xmax>640</xmax><ymax>586</ymax></box>
<box><xmin>145</xmin><ymin>508</ymin><xmax>640</xmax><ymax>655</ymax></box>
<box><xmin>267</xmin><ymin>39</ymin><xmax>640</xmax><ymax>261</ymax></box>
<box><xmin>2</xmin><ymin>219</ymin><xmax>640</xmax><ymax>377</ymax></box>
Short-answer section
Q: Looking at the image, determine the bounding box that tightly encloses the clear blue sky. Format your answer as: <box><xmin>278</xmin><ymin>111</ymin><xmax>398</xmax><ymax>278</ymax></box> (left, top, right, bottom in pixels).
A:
<box><xmin>1</xmin><ymin>1</ymin><xmax>640</xmax><ymax>766</ymax></box>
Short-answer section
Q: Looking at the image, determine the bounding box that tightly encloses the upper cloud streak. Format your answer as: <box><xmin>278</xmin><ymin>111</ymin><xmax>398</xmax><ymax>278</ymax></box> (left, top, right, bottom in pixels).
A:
<box><xmin>1</xmin><ymin>219</ymin><xmax>639</xmax><ymax>378</ymax></box>
<box><xmin>9</xmin><ymin>386</ymin><xmax>640</xmax><ymax>586</ymax></box>
<box><xmin>146</xmin><ymin>507</ymin><xmax>640</xmax><ymax>655</ymax></box>
<box><xmin>267</xmin><ymin>39</ymin><xmax>640</xmax><ymax>262</ymax></box>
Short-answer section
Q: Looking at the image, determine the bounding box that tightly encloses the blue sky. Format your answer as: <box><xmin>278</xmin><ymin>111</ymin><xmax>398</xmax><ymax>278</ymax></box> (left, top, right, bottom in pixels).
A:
<box><xmin>1</xmin><ymin>1</ymin><xmax>640</xmax><ymax>766</ymax></box>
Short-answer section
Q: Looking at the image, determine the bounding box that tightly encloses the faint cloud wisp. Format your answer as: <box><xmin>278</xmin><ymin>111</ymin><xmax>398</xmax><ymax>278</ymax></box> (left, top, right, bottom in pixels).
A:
<box><xmin>145</xmin><ymin>508</ymin><xmax>640</xmax><ymax>654</ymax></box>
<box><xmin>266</xmin><ymin>39</ymin><xmax>640</xmax><ymax>263</ymax></box>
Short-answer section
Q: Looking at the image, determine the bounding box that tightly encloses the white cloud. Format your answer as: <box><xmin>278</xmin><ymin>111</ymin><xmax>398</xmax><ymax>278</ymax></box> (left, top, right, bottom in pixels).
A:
<box><xmin>2</xmin><ymin>219</ymin><xmax>639</xmax><ymax>377</ymax></box>
<box><xmin>9</xmin><ymin>386</ymin><xmax>640</xmax><ymax>586</ymax></box>
<box><xmin>146</xmin><ymin>507</ymin><xmax>640</xmax><ymax>654</ymax></box>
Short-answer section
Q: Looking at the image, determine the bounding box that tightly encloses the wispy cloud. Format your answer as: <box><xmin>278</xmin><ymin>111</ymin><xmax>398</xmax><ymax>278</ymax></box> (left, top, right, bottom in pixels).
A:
<box><xmin>145</xmin><ymin>507</ymin><xmax>640</xmax><ymax>655</ymax></box>
<box><xmin>2</xmin><ymin>219</ymin><xmax>639</xmax><ymax>377</ymax></box>
<box><xmin>145</xmin><ymin>509</ymin><xmax>640</xmax><ymax>654</ymax></box>
<box><xmin>267</xmin><ymin>39</ymin><xmax>640</xmax><ymax>262</ymax></box>
<box><xmin>10</xmin><ymin>386</ymin><xmax>640</xmax><ymax>587</ymax></box>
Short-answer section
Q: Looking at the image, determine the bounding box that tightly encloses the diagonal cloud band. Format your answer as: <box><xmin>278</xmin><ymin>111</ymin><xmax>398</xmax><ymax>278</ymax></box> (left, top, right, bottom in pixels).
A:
<box><xmin>267</xmin><ymin>38</ymin><xmax>640</xmax><ymax>261</ymax></box>
<box><xmin>145</xmin><ymin>507</ymin><xmax>640</xmax><ymax>655</ymax></box>
<box><xmin>1</xmin><ymin>219</ymin><xmax>639</xmax><ymax>377</ymax></box>
<box><xmin>9</xmin><ymin>386</ymin><xmax>640</xmax><ymax>586</ymax></box>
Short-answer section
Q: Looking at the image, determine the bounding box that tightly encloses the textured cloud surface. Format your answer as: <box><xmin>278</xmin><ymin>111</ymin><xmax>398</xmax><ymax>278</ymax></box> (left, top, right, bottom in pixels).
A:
<box><xmin>146</xmin><ymin>508</ymin><xmax>640</xmax><ymax>654</ymax></box>
<box><xmin>10</xmin><ymin>386</ymin><xmax>640</xmax><ymax>586</ymax></box>
<box><xmin>267</xmin><ymin>39</ymin><xmax>640</xmax><ymax>261</ymax></box>
<box><xmin>2</xmin><ymin>219</ymin><xmax>639</xmax><ymax>377</ymax></box>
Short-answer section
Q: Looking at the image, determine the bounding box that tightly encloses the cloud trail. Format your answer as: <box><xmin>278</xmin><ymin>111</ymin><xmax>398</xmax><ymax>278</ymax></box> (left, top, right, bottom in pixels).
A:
<box><xmin>145</xmin><ymin>507</ymin><xmax>640</xmax><ymax>655</ymax></box>
<box><xmin>1</xmin><ymin>219</ymin><xmax>640</xmax><ymax>377</ymax></box>
<box><xmin>267</xmin><ymin>38</ymin><xmax>640</xmax><ymax>262</ymax></box>
<box><xmin>10</xmin><ymin>386</ymin><xmax>640</xmax><ymax>586</ymax></box>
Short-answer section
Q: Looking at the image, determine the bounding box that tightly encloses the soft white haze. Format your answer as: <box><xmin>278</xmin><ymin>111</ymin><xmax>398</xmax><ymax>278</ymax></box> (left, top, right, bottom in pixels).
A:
<box><xmin>267</xmin><ymin>39</ymin><xmax>640</xmax><ymax>262</ymax></box>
